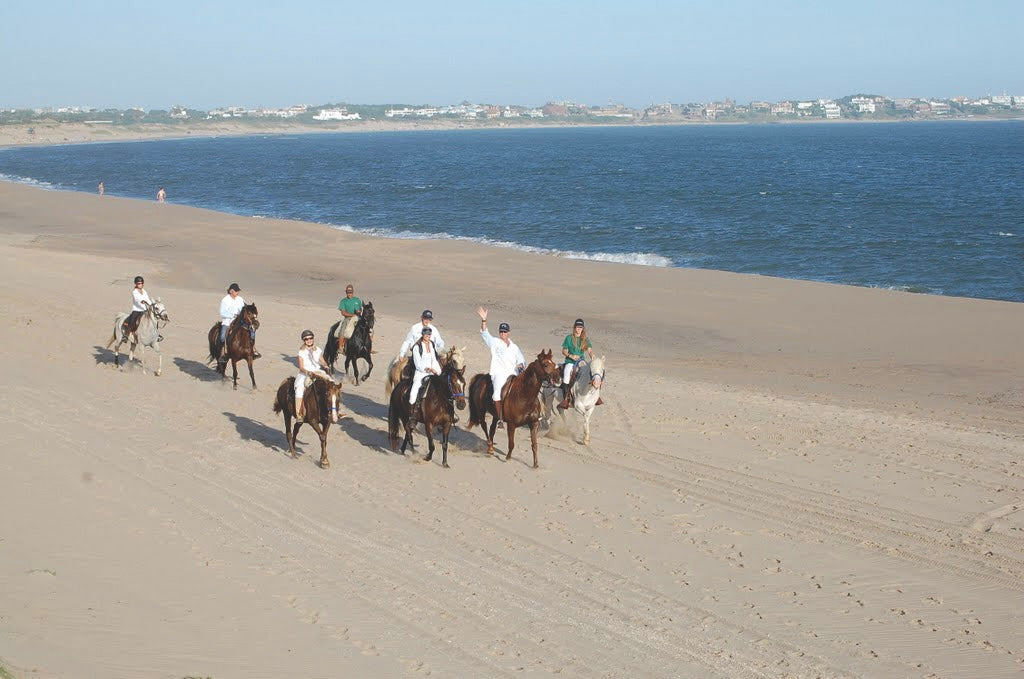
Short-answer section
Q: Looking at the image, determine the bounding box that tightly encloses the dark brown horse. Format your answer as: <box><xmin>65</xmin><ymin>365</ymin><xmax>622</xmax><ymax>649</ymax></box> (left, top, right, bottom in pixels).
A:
<box><xmin>468</xmin><ymin>350</ymin><xmax>560</xmax><ymax>468</ymax></box>
<box><xmin>323</xmin><ymin>301</ymin><xmax>375</xmax><ymax>384</ymax></box>
<box><xmin>272</xmin><ymin>375</ymin><xmax>344</xmax><ymax>468</ymax></box>
<box><xmin>387</xmin><ymin>361</ymin><xmax>467</xmax><ymax>468</ymax></box>
<box><xmin>207</xmin><ymin>302</ymin><xmax>259</xmax><ymax>390</ymax></box>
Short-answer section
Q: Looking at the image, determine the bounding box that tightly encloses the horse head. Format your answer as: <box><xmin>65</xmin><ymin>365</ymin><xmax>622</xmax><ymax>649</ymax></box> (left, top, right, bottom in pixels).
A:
<box><xmin>587</xmin><ymin>355</ymin><xmax>606</xmax><ymax>390</ymax></box>
<box><xmin>242</xmin><ymin>302</ymin><xmax>260</xmax><ymax>330</ymax></box>
<box><xmin>324</xmin><ymin>377</ymin><xmax>344</xmax><ymax>423</ymax></box>
<box><xmin>361</xmin><ymin>301</ymin><xmax>375</xmax><ymax>329</ymax></box>
<box><xmin>150</xmin><ymin>299</ymin><xmax>169</xmax><ymax>322</ymax></box>
<box><xmin>444</xmin><ymin>345</ymin><xmax>467</xmax><ymax>374</ymax></box>
<box><xmin>535</xmin><ymin>349</ymin><xmax>560</xmax><ymax>383</ymax></box>
<box><xmin>445</xmin><ymin>363</ymin><xmax>468</xmax><ymax>412</ymax></box>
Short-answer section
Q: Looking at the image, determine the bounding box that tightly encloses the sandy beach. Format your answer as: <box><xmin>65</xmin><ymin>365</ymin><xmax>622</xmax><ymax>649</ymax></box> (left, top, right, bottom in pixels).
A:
<box><xmin>1</xmin><ymin>180</ymin><xmax>1023</xmax><ymax>678</ymax></box>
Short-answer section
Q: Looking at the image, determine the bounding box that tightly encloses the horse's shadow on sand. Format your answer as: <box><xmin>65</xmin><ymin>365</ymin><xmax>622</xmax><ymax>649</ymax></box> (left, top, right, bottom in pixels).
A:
<box><xmin>223</xmin><ymin>411</ymin><xmax>287</xmax><ymax>454</ymax></box>
<box><xmin>342</xmin><ymin>390</ymin><xmax>503</xmax><ymax>464</ymax></box>
<box><xmin>174</xmin><ymin>356</ymin><xmax>226</xmax><ymax>383</ymax></box>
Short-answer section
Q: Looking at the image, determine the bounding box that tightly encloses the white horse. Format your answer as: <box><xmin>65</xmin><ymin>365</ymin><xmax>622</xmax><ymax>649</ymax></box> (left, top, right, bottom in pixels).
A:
<box><xmin>540</xmin><ymin>355</ymin><xmax>605</xmax><ymax>445</ymax></box>
<box><xmin>106</xmin><ymin>299</ymin><xmax>169</xmax><ymax>376</ymax></box>
<box><xmin>385</xmin><ymin>344</ymin><xmax>466</xmax><ymax>398</ymax></box>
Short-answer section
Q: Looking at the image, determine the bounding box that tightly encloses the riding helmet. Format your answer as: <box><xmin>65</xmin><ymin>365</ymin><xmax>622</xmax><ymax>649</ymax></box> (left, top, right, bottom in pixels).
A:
<box><xmin>421</xmin><ymin>326</ymin><xmax>433</xmax><ymax>335</ymax></box>
<box><xmin>227</xmin><ymin>283</ymin><xmax>241</xmax><ymax>292</ymax></box>
<box><xmin>301</xmin><ymin>329</ymin><xmax>314</xmax><ymax>339</ymax></box>
<box><xmin>421</xmin><ymin>309</ymin><xmax>433</xmax><ymax>320</ymax></box>
<box><xmin>134</xmin><ymin>275</ymin><xmax>144</xmax><ymax>284</ymax></box>
<box><xmin>498</xmin><ymin>322</ymin><xmax>510</xmax><ymax>332</ymax></box>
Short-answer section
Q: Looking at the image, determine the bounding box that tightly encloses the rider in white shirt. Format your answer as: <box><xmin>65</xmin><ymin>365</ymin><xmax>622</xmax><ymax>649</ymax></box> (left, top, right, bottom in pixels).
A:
<box><xmin>295</xmin><ymin>329</ymin><xmax>333</xmax><ymax>420</ymax></box>
<box><xmin>476</xmin><ymin>306</ymin><xmax>525</xmax><ymax>424</ymax></box>
<box><xmin>218</xmin><ymin>282</ymin><xmax>260</xmax><ymax>358</ymax></box>
<box><xmin>397</xmin><ymin>309</ymin><xmax>446</xmax><ymax>361</ymax></box>
<box><xmin>122</xmin><ymin>275</ymin><xmax>152</xmax><ymax>341</ymax></box>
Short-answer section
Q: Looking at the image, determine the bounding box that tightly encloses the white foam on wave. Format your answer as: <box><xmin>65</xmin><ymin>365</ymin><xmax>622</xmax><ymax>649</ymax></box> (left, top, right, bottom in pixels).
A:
<box><xmin>324</xmin><ymin>223</ymin><xmax>673</xmax><ymax>267</ymax></box>
<box><xmin>0</xmin><ymin>173</ymin><xmax>59</xmax><ymax>190</ymax></box>
<box><xmin>996</xmin><ymin>231</ymin><xmax>1015</xmax><ymax>237</ymax></box>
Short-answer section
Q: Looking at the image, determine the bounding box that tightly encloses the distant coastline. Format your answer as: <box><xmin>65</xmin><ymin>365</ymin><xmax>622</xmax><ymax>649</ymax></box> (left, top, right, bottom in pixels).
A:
<box><xmin>2</xmin><ymin>114</ymin><xmax>1021</xmax><ymax>149</ymax></box>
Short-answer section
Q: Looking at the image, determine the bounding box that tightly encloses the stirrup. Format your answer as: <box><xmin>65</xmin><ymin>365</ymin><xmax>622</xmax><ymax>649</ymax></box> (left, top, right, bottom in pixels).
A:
<box><xmin>253</xmin><ymin>351</ymin><xmax>262</xmax><ymax>359</ymax></box>
<box><xmin>595</xmin><ymin>397</ymin><xmax>604</xmax><ymax>406</ymax></box>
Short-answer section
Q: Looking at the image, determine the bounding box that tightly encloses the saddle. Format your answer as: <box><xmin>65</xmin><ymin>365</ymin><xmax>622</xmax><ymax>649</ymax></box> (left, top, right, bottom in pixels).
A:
<box><xmin>123</xmin><ymin>312</ymin><xmax>142</xmax><ymax>337</ymax></box>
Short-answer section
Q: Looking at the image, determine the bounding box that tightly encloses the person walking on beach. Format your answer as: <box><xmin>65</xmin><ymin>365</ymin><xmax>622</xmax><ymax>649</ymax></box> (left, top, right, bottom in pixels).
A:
<box><xmin>219</xmin><ymin>283</ymin><xmax>260</xmax><ymax>359</ymax></box>
<box><xmin>122</xmin><ymin>275</ymin><xmax>152</xmax><ymax>342</ymax></box>
<box><xmin>156</xmin><ymin>187</ymin><xmax>166</xmax><ymax>202</ymax></box>
<box><xmin>407</xmin><ymin>326</ymin><xmax>442</xmax><ymax>428</ymax></box>
<box><xmin>335</xmin><ymin>284</ymin><xmax>363</xmax><ymax>353</ymax></box>
<box><xmin>558</xmin><ymin>318</ymin><xmax>603</xmax><ymax>409</ymax></box>
<box><xmin>294</xmin><ymin>329</ymin><xmax>333</xmax><ymax>421</ymax></box>
<box><xmin>396</xmin><ymin>309</ymin><xmax>446</xmax><ymax>362</ymax></box>
<box><xmin>98</xmin><ymin>181</ymin><xmax>104</xmax><ymax>196</ymax></box>
<box><xmin>477</xmin><ymin>306</ymin><xmax>525</xmax><ymax>426</ymax></box>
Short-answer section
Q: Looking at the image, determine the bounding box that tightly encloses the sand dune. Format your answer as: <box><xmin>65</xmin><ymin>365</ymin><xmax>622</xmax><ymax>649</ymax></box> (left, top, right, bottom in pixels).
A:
<box><xmin>1</xmin><ymin>181</ymin><xmax>1023</xmax><ymax>678</ymax></box>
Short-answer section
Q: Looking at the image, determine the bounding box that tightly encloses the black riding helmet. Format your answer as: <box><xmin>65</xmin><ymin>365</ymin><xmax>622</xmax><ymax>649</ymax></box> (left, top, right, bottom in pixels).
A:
<box><xmin>134</xmin><ymin>275</ymin><xmax>144</xmax><ymax>284</ymax></box>
<box><xmin>301</xmin><ymin>329</ymin><xmax>314</xmax><ymax>340</ymax></box>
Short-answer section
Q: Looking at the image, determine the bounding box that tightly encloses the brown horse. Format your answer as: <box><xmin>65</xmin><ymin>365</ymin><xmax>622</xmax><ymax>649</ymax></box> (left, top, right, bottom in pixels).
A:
<box><xmin>272</xmin><ymin>375</ymin><xmax>344</xmax><ymax>468</ymax></box>
<box><xmin>207</xmin><ymin>302</ymin><xmax>259</xmax><ymax>390</ymax></box>
<box><xmin>468</xmin><ymin>350</ymin><xmax>560</xmax><ymax>468</ymax></box>
<box><xmin>388</xmin><ymin>361</ymin><xmax>467</xmax><ymax>468</ymax></box>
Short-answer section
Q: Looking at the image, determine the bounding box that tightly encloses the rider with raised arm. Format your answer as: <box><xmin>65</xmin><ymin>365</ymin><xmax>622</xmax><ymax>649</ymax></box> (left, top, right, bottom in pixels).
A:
<box><xmin>477</xmin><ymin>306</ymin><xmax>525</xmax><ymax>426</ymax></box>
<box><xmin>558</xmin><ymin>318</ymin><xmax>603</xmax><ymax>409</ymax></box>
<box><xmin>122</xmin><ymin>275</ymin><xmax>152</xmax><ymax>342</ymax></box>
<box><xmin>407</xmin><ymin>326</ymin><xmax>442</xmax><ymax>428</ymax></box>
<box><xmin>295</xmin><ymin>329</ymin><xmax>333</xmax><ymax>421</ymax></box>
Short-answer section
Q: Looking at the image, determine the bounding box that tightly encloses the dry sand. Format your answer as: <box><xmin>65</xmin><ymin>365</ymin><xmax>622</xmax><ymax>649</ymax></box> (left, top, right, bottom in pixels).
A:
<box><xmin>1</xmin><ymin>180</ymin><xmax>1023</xmax><ymax>678</ymax></box>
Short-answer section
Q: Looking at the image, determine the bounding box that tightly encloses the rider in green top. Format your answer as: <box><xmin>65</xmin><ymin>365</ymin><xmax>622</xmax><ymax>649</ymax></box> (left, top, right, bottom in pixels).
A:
<box><xmin>336</xmin><ymin>283</ymin><xmax>364</xmax><ymax>351</ymax></box>
<box><xmin>559</xmin><ymin>318</ymin><xmax>602</xmax><ymax>409</ymax></box>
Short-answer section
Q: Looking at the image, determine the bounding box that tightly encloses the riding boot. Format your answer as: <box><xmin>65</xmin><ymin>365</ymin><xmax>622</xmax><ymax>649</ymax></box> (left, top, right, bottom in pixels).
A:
<box><xmin>596</xmin><ymin>396</ymin><xmax>605</xmax><ymax>406</ymax></box>
<box><xmin>253</xmin><ymin>344</ymin><xmax>261</xmax><ymax>359</ymax></box>
<box><xmin>121</xmin><ymin>322</ymin><xmax>130</xmax><ymax>343</ymax></box>
<box><xmin>408</xmin><ymin>385</ymin><xmax>424</xmax><ymax>429</ymax></box>
<box><xmin>558</xmin><ymin>384</ymin><xmax>572</xmax><ymax>410</ymax></box>
<box><xmin>495</xmin><ymin>400</ymin><xmax>504</xmax><ymax>428</ymax></box>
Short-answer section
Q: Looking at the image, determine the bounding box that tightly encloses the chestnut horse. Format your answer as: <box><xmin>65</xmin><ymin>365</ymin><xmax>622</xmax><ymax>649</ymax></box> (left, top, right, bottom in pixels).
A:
<box><xmin>323</xmin><ymin>301</ymin><xmax>375</xmax><ymax>384</ymax></box>
<box><xmin>468</xmin><ymin>350</ymin><xmax>560</xmax><ymax>468</ymax></box>
<box><xmin>207</xmin><ymin>302</ymin><xmax>259</xmax><ymax>390</ymax></box>
<box><xmin>387</xmin><ymin>361</ymin><xmax>467</xmax><ymax>468</ymax></box>
<box><xmin>272</xmin><ymin>375</ymin><xmax>344</xmax><ymax>468</ymax></box>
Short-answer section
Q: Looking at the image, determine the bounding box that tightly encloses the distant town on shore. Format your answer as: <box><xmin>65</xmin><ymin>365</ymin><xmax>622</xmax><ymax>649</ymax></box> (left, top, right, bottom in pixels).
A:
<box><xmin>3</xmin><ymin>92</ymin><xmax>1023</xmax><ymax>129</ymax></box>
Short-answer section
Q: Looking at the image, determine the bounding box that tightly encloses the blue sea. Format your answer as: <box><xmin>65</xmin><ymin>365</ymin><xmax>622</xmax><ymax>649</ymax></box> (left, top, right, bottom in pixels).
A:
<box><xmin>2</xmin><ymin>122</ymin><xmax>1022</xmax><ymax>302</ymax></box>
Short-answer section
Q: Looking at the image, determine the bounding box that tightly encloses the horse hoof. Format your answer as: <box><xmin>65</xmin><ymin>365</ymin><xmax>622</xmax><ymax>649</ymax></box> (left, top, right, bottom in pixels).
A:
<box><xmin>533</xmin><ymin>463</ymin><xmax>539</xmax><ymax>469</ymax></box>
<box><xmin>442</xmin><ymin>462</ymin><xmax>450</xmax><ymax>469</ymax></box>
<box><xmin>321</xmin><ymin>460</ymin><xmax>330</xmax><ymax>469</ymax></box>
<box><xmin>505</xmin><ymin>452</ymin><xmax>512</xmax><ymax>461</ymax></box>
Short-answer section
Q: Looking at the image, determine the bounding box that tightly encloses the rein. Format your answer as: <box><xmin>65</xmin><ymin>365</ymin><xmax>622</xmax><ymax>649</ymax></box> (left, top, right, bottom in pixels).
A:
<box><xmin>446</xmin><ymin>371</ymin><xmax>466</xmax><ymax>399</ymax></box>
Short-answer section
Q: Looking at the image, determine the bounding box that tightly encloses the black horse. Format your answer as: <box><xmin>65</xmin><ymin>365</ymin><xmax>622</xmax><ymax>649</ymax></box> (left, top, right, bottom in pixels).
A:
<box><xmin>387</xmin><ymin>361</ymin><xmax>467</xmax><ymax>468</ymax></box>
<box><xmin>324</xmin><ymin>301</ymin><xmax>374</xmax><ymax>384</ymax></box>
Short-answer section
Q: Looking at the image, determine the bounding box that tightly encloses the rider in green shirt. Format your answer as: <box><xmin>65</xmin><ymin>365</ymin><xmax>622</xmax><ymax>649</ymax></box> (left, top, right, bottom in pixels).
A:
<box><xmin>559</xmin><ymin>318</ymin><xmax>602</xmax><ymax>409</ymax></box>
<box><xmin>336</xmin><ymin>283</ymin><xmax>363</xmax><ymax>351</ymax></box>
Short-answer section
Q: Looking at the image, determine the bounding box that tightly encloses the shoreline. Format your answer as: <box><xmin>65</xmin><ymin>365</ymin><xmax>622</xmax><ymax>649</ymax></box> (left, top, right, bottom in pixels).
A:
<box><xmin>2</xmin><ymin>114</ymin><xmax>1020</xmax><ymax>149</ymax></box>
<box><xmin>1</xmin><ymin>181</ymin><xmax>1023</xmax><ymax>677</ymax></box>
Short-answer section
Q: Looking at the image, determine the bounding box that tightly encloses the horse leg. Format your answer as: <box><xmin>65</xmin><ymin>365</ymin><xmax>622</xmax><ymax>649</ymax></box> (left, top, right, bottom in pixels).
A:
<box><xmin>485</xmin><ymin>409</ymin><xmax>498</xmax><ymax>455</ymax></box>
<box><xmin>287</xmin><ymin>418</ymin><xmax>300</xmax><ymax>457</ymax></box>
<box><xmin>230</xmin><ymin>358</ymin><xmax>239</xmax><ymax>390</ymax></box>
<box><xmin>363</xmin><ymin>355</ymin><xmax>373</xmax><ymax>381</ymax></box>
<box><xmin>530</xmin><ymin>421</ymin><xmax>540</xmax><ymax>468</ymax></box>
<box><xmin>582</xmin><ymin>408</ymin><xmax>592</xmax><ymax>446</ymax></box>
<box><xmin>440</xmin><ymin>423</ymin><xmax>451</xmax><ymax>469</ymax></box>
<box><xmin>400</xmin><ymin>418</ymin><xmax>413</xmax><ymax>455</ymax></box>
<box><xmin>318</xmin><ymin>423</ymin><xmax>330</xmax><ymax>469</ymax></box>
<box><xmin>505</xmin><ymin>423</ymin><xmax>516</xmax><ymax>462</ymax></box>
<box><xmin>424</xmin><ymin>424</ymin><xmax>434</xmax><ymax>462</ymax></box>
<box><xmin>247</xmin><ymin>357</ymin><xmax>257</xmax><ymax>391</ymax></box>
<box><xmin>154</xmin><ymin>347</ymin><xmax>162</xmax><ymax>377</ymax></box>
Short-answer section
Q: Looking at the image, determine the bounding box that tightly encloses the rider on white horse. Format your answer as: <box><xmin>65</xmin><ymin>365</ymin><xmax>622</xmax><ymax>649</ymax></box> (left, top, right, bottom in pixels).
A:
<box><xmin>559</xmin><ymin>318</ymin><xmax>603</xmax><ymax>410</ymax></box>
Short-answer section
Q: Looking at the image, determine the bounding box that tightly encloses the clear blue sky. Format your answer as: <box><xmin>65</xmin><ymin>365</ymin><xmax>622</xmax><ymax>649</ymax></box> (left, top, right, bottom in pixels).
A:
<box><xmin>2</xmin><ymin>0</ymin><xmax>1021</xmax><ymax>110</ymax></box>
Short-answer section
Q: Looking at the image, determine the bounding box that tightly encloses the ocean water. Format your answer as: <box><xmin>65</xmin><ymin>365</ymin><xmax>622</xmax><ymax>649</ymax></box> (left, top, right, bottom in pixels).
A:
<box><xmin>2</xmin><ymin>122</ymin><xmax>1022</xmax><ymax>302</ymax></box>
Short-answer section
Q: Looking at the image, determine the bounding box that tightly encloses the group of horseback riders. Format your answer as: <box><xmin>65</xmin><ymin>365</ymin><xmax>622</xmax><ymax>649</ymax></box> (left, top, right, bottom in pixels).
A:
<box><xmin>122</xmin><ymin>277</ymin><xmax>601</xmax><ymax>425</ymax></box>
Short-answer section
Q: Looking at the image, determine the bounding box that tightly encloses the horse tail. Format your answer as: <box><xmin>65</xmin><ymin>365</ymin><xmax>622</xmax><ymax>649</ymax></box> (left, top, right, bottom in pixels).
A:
<box><xmin>207</xmin><ymin>323</ymin><xmax>221</xmax><ymax>363</ymax></box>
<box><xmin>468</xmin><ymin>374</ymin><xmax>487</xmax><ymax>428</ymax></box>
<box><xmin>272</xmin><ymin>378</ymin><xmax>291</xmax><ymax>414</ymax></box>
<box><xmin>323</xmin><ymin>323</ymin><xmax>339</xmax><ymax>367</ymax></box>
<box><xmin>387</xmin><ymin>387</ymin><xmax>401</xmax><ymax>452</ymax></box>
